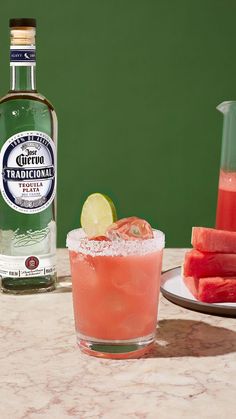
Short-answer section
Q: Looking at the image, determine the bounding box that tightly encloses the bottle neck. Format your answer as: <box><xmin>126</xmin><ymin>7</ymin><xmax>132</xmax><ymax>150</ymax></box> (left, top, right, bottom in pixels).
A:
<box><xmin>9</xmin><ymin>26</ymin><xmax>36</xmax><ymax>92</ymax></box>
<box><xmin>10</xmin><ymin>64</ymin><xmax>36</xmax><ymax>92</ymax></box>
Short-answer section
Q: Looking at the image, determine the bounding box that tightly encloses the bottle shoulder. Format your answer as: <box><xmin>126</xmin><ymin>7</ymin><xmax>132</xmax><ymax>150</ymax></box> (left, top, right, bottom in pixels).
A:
<box><xmin>0</xmin><ymin>91</ymin><xmax>55</xmax><ymax>112</ymax></box>
<box><xmin>0</xmin><ymin>91</ymin><xmax>57</xmax><ymax>140</ymax></box>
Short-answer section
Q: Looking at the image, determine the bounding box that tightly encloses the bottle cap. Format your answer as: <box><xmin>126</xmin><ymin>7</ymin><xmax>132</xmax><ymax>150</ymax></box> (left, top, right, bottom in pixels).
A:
<box><xmin>9</xmin><ymin>18</ymin><xmax>36</xmax><ymax>28</ymax></box>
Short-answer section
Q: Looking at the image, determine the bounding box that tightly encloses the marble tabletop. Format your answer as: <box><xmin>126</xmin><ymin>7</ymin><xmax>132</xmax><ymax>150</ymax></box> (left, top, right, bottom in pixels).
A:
<box><xmin>1</xmin><ymin>248</ymin><xmax>235</xmax><ymax>419</ymax></box>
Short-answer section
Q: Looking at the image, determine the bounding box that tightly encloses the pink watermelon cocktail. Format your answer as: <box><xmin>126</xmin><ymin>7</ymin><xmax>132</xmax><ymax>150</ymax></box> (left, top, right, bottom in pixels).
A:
<box><xmin>67</xmin><ymin>227</ymin><xmax>164</xmax><ymax>358</ymax></box>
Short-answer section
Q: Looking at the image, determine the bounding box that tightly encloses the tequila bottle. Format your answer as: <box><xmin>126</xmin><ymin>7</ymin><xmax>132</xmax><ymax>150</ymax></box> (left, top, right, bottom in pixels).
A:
<box><xmin>0</xmin><ymin>18</ymin><xmax>57</xmax><ymax>294</ymax></box>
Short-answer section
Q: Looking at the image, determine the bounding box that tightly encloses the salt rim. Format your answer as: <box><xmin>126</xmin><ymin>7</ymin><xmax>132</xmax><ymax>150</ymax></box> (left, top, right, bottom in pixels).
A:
<box><xmin>66</xmin><ymin>228</ymin><xmax>165</xmax><ymax>257</ymax></box>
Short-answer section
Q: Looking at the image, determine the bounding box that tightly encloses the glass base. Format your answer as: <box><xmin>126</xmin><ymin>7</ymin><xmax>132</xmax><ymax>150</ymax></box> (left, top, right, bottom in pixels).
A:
<box><xmin>77</xmin><ymin>332</ymin><xmax>155</xmax><ymax>359</ymax></box>
<box><xmin>1</xmin><ymin>274</ymin><xmax>57</xmax><ymax>295</ymax></box>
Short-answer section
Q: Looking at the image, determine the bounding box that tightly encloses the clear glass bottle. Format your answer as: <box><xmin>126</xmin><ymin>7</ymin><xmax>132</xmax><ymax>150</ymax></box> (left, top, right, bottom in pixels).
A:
<box><xmin>0</xmin><ymin>18</ymin><xmax>57</xmax><ymax>294</ymax></box>
<box><xmin>216</xmin><ymin>101</ymin><xmax>236</xmax><ymax>231</ymax></box>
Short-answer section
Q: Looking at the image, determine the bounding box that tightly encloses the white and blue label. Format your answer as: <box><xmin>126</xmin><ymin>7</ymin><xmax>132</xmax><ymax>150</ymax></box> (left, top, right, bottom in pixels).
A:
<box><xmin>10</xmin><ymin>45</ymin><xmax>36</xmax><ymax>66</ymax></box>
<box><xmin>0</xmin><ymin>131</ymin><xmax>56</xmax><ymax>214</ymax></box>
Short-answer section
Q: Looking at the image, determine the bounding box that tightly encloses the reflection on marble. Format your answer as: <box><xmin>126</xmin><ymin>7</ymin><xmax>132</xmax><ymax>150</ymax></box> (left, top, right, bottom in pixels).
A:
<box><xmin>0</xmin><ymin>248</ymin><xmax>236</xmax><ymax>418</ymax></box>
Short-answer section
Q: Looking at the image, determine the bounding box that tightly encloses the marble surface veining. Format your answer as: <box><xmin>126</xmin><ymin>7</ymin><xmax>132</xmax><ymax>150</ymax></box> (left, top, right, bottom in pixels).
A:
<box><xmin>0</xmin><ymin>249</ymin><xmax>236</xmax><ymax>419</ymax></box>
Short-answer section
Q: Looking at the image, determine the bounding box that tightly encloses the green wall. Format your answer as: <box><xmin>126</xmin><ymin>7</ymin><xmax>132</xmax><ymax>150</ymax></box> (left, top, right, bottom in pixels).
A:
<box><xmin>0</xmin><ymin>0</ymin><xmax>236</xmax><ymax>247</ymax></box>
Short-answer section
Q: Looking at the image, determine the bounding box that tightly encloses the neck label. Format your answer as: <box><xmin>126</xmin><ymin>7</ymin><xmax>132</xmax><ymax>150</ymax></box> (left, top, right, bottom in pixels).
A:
<box><xmin>10</xmin><ymin>45</ymin><xmax>36</xmax><ymax>66</ymax></box>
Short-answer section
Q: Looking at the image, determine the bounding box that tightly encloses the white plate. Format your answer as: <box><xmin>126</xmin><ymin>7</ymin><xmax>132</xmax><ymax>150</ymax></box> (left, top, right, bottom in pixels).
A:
<box><xmin>161</xmin><ymin>267</ymin><xmax>236</xmax><ymax>317</ymax></box>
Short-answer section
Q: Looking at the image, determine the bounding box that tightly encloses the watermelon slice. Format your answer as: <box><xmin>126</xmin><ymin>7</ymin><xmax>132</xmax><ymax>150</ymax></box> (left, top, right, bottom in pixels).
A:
<box><xmin>107</xmin><ymin>217</ymin><xmax>154</xmax><ymax>240</ymax></box>
<box><xmin>191</xmin><ymin>227</ymin><xmax>236</xmax><ymax>254</ymax></box>
<box><xmin>183</xmin><ymin>249</ymin><xmax>236</xmax><ymax>278</ymax></box>
<box><xmin>184</xmin><ymin>276</ymin><xmax>236</xmax><ymax>303</ymax></box>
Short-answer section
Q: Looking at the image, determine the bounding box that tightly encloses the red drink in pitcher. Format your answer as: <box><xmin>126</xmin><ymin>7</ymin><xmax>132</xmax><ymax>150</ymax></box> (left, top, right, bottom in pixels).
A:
<box><xmin>216</xmin><ymin>170</ymin><xmax>236</xmax><ymax>231</ymax></box>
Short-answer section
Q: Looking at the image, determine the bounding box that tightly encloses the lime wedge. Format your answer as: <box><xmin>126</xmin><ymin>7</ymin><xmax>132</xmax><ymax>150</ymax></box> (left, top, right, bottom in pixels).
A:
<box><xmin>80</xmin><ymin>193</ymin><xmax>117</xmax><ymax>237</ymax></box>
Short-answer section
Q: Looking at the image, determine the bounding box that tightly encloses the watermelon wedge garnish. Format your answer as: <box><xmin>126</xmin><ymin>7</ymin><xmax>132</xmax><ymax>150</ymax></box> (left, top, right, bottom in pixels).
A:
<box><xmin>107</xmin><ymin>216</ymin><xmax>154</xmax><ymax>240</ymax></box>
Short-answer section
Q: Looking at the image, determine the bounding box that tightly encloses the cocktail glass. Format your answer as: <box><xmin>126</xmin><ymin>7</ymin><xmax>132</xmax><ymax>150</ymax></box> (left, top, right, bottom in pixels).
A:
<box><xmin>67</xmin><ymin>228</ymin><xmax>165</xmax><ymax>359</ymax></box>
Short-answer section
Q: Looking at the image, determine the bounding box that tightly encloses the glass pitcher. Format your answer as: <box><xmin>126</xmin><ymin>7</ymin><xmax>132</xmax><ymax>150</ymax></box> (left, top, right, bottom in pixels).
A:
<box><xmin>216</xmin><ymin>101</ymin><xmax>236</xmax><ymax>230</ymax></box>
